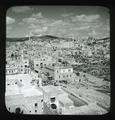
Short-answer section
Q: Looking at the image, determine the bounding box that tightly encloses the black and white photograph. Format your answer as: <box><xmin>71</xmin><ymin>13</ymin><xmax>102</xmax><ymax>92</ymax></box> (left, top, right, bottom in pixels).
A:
<box><xmin>6</xmin><ymin>6</ymin><xmax>110</xmax><ymax>115</ymax></box>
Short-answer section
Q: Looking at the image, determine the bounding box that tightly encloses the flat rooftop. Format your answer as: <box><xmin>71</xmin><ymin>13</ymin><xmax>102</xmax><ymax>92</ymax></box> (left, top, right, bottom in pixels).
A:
<box><xmin>58</xmin><ymin>94</ymin><xmax>73</xmax><ymax>106</ymax></box>
<box><xmin>21</xmin><ymin>86</ymin><xmax>43</xmax><ymax>97</ymax></box>
<box><xmin>6</xmin><ymin>74</ymin><xmax>31</xmax><ymax>79</ymax></box>
<box><xmin>5</xmin><ymin>85</ymin><xmax>22</xmax><ymax>96</ymax></box>
<box><xmin>6</xmin><ymin>74</ymin><xmax>43</xmax><ymax>97</ymax></box>
<box><xmin>6</xmin><ymin>85</ymin><xmax>43</xmax><ymax>97</ymax></box>
<box><xmin>41</xmin><ymin>85</ymin><xmax>65</xmax><ymax>96</ymax></box>
<box><xmin>62</xmin><ymin>102</ymin><xmax>107</xmax><ymax>115</ymax></box>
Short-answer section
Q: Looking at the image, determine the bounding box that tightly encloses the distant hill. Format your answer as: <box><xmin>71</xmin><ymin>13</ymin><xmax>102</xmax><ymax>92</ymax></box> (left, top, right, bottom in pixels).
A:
<box><xmin>31</xmin><ymin>35</ymin><xmax>59</xmax><ymax>42</ymax></box>
<box><xmin>6</xmin><ymin>35</ymin><xmax>71</xmax><ymax>42</ymax></box>
<box><xmin>6</xmin><ymin>35</ymin><xmax>110</xmax><ymax>43</ymax></box>
<box><xmin>31</xmin><ymin>35</ymin><xmax>74</xmax><ymax>42</ymax></box>
<box><xmin>6</xmin><ymin>35</ymin><xmax>59</xmax><ymax>42</ymax></box>
<box><xmin>39</xmin><ymin>35</ymin><xmax>59</xmax><ymax>39</ymax></box>
<box><xmin>6</xmin><ymin>37</ymin><xmax>29</xmax><ymax>42</ymax></box>
<box><xmin>97</xmin><ymin>37</ymin><xmax>110</xmax><ymax>41</ymax></box>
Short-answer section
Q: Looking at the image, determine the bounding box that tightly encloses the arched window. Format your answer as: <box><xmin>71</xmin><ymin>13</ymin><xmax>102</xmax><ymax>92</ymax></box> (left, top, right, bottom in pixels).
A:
<box><xmin>76</xmin><ymin>72</ymin><xmax>80</xmax><ymax>76</ymax></box>
<box><xmin>51</xmin><ymin>103</ymin><xmax>57</xmax><ymax>109</ymax></box>
<box><xmin>35</xmin><ymin>103</ymin><xmax>38</xmax><ymax>107</ymax></box>
<box><xmin>25</xmin><ymin>65</ymin><xmax>27</xmax><ymax>67</ymax></box>
<box><xmin>50</xmin><ymin>97</ymin><xmax>55</xmax><ymax>103</ymax></box>
<box><xmin>15</xmin><ymin>107</ymin><xmax>21</xmax><ymax>114</ymax></box>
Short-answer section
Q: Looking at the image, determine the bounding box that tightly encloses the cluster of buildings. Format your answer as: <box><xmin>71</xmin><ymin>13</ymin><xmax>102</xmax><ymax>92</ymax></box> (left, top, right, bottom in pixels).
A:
<box><xmin>5</xmin><ymin>81</ymin><xmax>108</xmax><ymax>115</ymax></box>
<box><xmin>5</xmin><ymin>35</ymin><xmax>110</xmax><ymax>115</ymax></box>
<box><xmin>6</xmin><ymin>59</ymin><xmax>30</xmax><ymax>75</ymax></box>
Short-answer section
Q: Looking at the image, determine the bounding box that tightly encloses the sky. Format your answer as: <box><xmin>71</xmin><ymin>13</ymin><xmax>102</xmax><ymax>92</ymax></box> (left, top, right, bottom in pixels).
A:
<box><xmin>6</xmin><ymin>6</ymin><xmax>110</xmax><ymax>39</ymax></box>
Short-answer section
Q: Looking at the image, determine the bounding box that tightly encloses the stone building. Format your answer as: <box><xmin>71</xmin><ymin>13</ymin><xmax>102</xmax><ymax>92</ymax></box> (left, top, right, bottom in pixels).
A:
<box><xmin>5</xmin><ymin>86</ymin><xmax>43</xmax><ymax>114</ymax></box>
<box><xmin>54</xmin><ymin>65</ymin><xmax>75</xmax><ymax>83</ymax></box>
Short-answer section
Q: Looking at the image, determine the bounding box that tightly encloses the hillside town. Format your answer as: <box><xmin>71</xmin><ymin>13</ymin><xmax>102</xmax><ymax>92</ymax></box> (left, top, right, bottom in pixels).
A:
<box><xmin>5</xmin><ymin>35</ymin><xmax>110</xmax><ymax>115</ymax></box>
